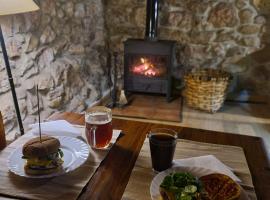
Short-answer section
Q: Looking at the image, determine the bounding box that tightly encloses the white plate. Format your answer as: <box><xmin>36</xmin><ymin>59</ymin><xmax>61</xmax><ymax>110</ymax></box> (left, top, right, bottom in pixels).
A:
<box><xmin>150</xmin><ymin>166</ymin><xmax>249</xmax><ymax>200</ymax></box>
<box><xmin>8</xmin><ymin>136</ymin><xmax>90</xmax><ymax>178</ymax></box>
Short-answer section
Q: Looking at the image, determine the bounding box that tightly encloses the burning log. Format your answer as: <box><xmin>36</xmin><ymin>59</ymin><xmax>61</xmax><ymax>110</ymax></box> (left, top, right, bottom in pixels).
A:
<box><xmin>131</xmin><ymin>57</ymin><xmax>162</xmax><ymax>77</ymax></box>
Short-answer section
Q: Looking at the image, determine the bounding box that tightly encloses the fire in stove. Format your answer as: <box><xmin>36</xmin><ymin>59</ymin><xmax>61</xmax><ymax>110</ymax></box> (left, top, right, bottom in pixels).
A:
<box><xmin>131</xmin><ymin>58</ymin><xmax>165</xmax><ymax>77</ymax></box>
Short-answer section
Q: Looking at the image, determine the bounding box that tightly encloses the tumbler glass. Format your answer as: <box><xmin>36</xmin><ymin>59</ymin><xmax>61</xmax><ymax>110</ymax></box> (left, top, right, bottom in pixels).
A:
<box><xmin>148</xmin><ymin>128</ymin><xmax>177</xmax><ymax>172</ymax></box>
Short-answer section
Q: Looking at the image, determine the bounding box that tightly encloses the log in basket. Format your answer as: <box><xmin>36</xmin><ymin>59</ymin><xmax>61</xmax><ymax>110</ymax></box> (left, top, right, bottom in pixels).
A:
<box><xmin>184</xmin><ymin>68</ymin><xmax>232</xmax><ymax>113</ymax></box>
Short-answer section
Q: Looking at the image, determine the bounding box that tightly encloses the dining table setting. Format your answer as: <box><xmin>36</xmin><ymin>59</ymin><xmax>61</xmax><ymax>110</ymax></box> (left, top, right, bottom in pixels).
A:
<box><xmin>0</xmin><ymin>108</ymin><xmax>269</xmax><ymax>200</ymax></box>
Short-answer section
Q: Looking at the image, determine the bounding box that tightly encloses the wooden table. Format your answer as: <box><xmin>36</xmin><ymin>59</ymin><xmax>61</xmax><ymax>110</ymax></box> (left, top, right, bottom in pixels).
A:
<box><xmin>2</xmin><ymin>112</ymin><xmax>270</xmax><ymax>200</ymax></box>
<box><xmin>47</xmin><ymin>112</ymin><xmax>270</xmax><ymax>200</ymax></box>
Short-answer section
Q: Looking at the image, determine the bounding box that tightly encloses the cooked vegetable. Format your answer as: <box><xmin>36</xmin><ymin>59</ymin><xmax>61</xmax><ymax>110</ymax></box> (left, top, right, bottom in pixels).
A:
<box><xmin>22</xmin><ymin>148</ymin><xmax>64</xmax><ymax>160</ymax></box>
<box><xmin>160</xmin><ymin>172</ymin><xmax>204</xmax><ymax>200</ymax></box>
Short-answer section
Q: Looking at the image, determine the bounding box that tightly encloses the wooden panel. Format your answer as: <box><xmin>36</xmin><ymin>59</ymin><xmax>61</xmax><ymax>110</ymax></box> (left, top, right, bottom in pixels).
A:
<box><xmin>111</xmin><ymin>94</ymin><xmax>182</xmax><ymax>122</ymax></box>
<box><xmin>123</xmin><ymin>139</ymin><xmax>256</xmax><ymax>199</ymax></box>
<box><xmin>0</xmin><ymin>112</ymin><xmax>6</xmax><ymax>150</ymax></box>
<box><xmin>0</xmin><ymin>129</ymin><xmax>119</xmax><ymax>200</ymax></box>
<box><xmin>48</xmin><ymin>112</ymin><xmax>270</xmax><ymax>200</ymax></box>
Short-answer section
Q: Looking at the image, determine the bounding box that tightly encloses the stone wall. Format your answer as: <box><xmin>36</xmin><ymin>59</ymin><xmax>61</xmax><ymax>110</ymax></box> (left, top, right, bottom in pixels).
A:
<box><xmin>236</xmin><ymin>0</ymin><xmax>270</xmax><ymax>96</ymax></box>
<box><xmin>105</xmin><ymin>0</ymin><xmax>266</xmax><ymax>93</ymax></box>
<box><xmin>0</xmin><ymin>0</ymin><xmax>108</xmax><ymax>140</ymax></box>
<box><xmin>0</xmin><ymin>0</ymin><xmax>268</xmax><ymax>139</ymax></box>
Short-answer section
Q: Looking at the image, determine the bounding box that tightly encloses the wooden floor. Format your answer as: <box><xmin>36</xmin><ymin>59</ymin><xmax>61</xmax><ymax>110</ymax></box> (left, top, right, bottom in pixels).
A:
<box><xmin>112</xmin><ymin>97</ymin><xmax>270</xmax><ymax>157</ymax></box>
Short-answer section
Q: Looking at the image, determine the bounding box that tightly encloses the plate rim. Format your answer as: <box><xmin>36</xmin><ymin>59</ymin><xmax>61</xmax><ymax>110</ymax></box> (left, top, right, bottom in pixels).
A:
<box><xmin>8</xmin><ymin>136</ymin><xmax>90</xmax><ymax>178</ymax></box>
<box><xmin>150</xmin><ymin>166</ymin><xmax>249</xmax><ymax>200</ymax></box>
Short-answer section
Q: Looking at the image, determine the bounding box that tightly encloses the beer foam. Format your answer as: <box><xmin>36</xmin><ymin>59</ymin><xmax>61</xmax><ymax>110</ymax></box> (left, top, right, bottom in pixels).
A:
<box><xmin>86</xmin><ymin>112</ymin><xmax>112</xmax><ymax>125</ymax></box>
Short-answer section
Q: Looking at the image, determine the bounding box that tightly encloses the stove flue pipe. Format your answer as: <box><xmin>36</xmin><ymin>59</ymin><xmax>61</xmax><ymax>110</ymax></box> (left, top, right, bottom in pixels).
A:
<box><xmin>145</xmin><ymin>0</ymin><xmax>159</xmax><ymax>40</ymax></box>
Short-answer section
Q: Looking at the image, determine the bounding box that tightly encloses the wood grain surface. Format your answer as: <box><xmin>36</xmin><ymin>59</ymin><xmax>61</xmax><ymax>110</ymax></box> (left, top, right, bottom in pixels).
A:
<box><xmin>111</xmin><ymin>94</ymin><xmax>183</xmax><ymax>122</ymax></box>
<box><xmin>0</xmin><ymin>112</ymin><xmax>6</xmax><ymax>150</ymax></box>
<box><xmin>0</xmin><ymin>131</ymin><xmax>115</xmax><ymax>200</ymax></box>
<box><xmin>123</xmin><ymin>139</ymin><xmax>256</xmax><ymax>200</ymax></box>
<box><xmin>47</xmin><ymin>112</ymin><xmax>270</xmax><ymax>200</ymax></box>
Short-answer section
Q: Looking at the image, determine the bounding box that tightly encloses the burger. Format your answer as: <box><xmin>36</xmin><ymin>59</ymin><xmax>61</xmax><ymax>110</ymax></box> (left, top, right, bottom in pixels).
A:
<box><xmin>22</xmin><ymin>136</ymin><xmax>64</xmax><ymax>175</ymax></box>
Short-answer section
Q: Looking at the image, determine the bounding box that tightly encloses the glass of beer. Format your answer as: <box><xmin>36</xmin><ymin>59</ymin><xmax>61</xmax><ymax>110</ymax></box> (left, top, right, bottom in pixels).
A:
<box><xmin>148</xmin><ymin>128</ymin><xmax>177</xmax><ymax>172</ymax></box>
<box><xmin>85</xmin><ymin>106</ymin><xmax>113</xmax><ymax>149</ymax></box>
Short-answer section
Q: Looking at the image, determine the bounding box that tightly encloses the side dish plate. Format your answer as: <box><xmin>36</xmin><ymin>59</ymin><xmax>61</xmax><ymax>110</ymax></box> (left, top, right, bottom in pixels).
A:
<box><xmin>150</xmin><ymin>166</ymin><xmax>249</xmax><ymax>200</ymax></box>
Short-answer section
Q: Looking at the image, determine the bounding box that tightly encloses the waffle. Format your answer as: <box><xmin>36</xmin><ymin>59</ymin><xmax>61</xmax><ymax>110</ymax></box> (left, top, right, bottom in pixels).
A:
<box><xmin>199</xmin><ymin>173</ymin><xmax>241</xmax><ymax>200</ymax></box>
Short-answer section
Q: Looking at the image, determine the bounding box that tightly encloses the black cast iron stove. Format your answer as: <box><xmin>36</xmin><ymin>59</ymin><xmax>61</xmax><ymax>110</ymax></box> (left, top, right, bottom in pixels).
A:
<box><xmin>124</xmin><ymin>0</ymin><xmax>176</xmax><ymax>101</ymax></box>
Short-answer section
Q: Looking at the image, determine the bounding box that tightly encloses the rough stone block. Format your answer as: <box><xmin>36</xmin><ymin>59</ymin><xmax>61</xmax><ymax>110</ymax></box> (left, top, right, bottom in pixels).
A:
<box><xmin>40</xmin><ymin>26</ymin><xmax>56</xmax><ymax>44</ymax></box>
<box><xmin>238</xmin><ymin>25</ymin><xmax>261</xmax><ymax>35</ymax></box>
<box><xmin>208</xmin><ymin>3</ymin><xmax>238</xmax><ymax>28</ymax></box>
<box><xmin>0</xmin><ymin>78</ymin><xmax>10</xmax><ymax>94</ymax></box>
<box><xmin>239</xmin><ymin>9</ymin><xmax>255</xmax><ymax>24</ymax></box>
<box><xmin>167</xmin><ymin>11</ymin><xmax>194</xmax><ymax>31</ymax></box>
<box><xmin>25</xmin><ymin>34</ymin><xmax>39</xmax><ymax>53</ymax></box>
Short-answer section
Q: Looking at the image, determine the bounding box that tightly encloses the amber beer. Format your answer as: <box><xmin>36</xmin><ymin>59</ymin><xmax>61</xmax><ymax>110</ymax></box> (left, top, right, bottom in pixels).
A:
<box><xmin>85</xmin><ymin>107</ymin><xmax>113</xmax><ymax>149</ymax></box>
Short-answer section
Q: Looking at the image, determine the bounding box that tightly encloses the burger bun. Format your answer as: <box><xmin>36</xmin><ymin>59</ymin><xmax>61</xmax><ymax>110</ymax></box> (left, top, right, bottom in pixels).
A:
<box><xmin>23</xmin><ymin>136</ymin><xmax>60</xmax><ymax>158</ymax></box>
<box><xmin>24</xmin><ymin>165</ymin><xmax>63</xmax><ymax>176</ymax></box>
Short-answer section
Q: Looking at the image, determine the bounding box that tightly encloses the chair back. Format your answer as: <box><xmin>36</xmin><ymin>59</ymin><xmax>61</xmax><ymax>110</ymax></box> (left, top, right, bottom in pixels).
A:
<box><xmin>0</xmin><ymin>112</ymin><xmax>6</xmax><ymax>150</ymax></box>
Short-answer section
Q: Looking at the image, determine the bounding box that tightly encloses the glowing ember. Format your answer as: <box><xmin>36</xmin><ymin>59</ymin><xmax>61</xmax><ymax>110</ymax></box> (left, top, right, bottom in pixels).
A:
<box><xmin>144</xmin><ymin>68</ymin><xmax>156</xmax><ymax>76</ymax></box>
<box><xmin>132</xmin><ymin>58</ymin><xmax>161</xmax><ymax>77</ymax></box>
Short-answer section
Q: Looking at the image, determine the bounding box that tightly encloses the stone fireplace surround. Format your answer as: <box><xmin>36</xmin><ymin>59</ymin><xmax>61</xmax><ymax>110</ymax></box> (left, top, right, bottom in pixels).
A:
<box><xmin>0</xmin><ymin>0</ymin><xmax>268</xmax><ymax>140</ymax></box>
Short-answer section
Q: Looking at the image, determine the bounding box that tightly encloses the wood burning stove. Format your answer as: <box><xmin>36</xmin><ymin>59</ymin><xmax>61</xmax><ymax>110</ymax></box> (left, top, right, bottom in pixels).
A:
<box><xmin>124</xmin><ymin>0</ymin><xmax>176</xmax><ymax>101</ymax></box>
<box><xmin>124</xmin><ymin>39</ymin><xmax>175</xmax><ymax>101</ymax></box>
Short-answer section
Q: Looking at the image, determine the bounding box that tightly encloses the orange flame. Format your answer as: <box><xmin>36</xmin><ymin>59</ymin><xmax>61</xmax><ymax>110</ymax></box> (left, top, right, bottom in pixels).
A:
<box><xmin>132</xmin><ymin>57</ymin><xmax>160</xmax><ymax>77</ymax></box>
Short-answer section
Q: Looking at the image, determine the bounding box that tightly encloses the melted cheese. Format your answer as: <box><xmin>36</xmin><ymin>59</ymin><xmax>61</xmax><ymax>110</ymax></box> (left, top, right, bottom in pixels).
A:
<box><xmin>27</xmin><ymin>158</ymin><xmax>52</xmax><ymax>167</ymax></box>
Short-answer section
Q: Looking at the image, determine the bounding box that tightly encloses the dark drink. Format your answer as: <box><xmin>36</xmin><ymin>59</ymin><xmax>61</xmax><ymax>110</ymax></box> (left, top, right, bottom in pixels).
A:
<box><xmin>149</xmin><ymin>129</ymin><xmax>177</xmax><ymax>172</ymax></box>
<box><xmin>85</xmin><ymin>107</ymin><xmax>112</xmax><ymax>149</ymax></box>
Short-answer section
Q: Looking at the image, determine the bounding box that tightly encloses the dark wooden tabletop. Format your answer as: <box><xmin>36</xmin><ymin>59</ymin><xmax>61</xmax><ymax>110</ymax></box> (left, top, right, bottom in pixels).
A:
<box><xmin>47</xmin><ymin>112</ymin><xmax>270</xmax><ymax>200</ymax></box>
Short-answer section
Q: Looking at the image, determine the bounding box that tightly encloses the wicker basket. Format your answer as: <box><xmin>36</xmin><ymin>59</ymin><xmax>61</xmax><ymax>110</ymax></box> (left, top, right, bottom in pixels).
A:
<box><xmin>184</xmin><ymin>68</ymin><xmax>231</xmax><ymax>113</ymax></box>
